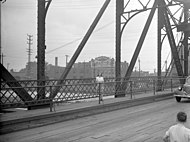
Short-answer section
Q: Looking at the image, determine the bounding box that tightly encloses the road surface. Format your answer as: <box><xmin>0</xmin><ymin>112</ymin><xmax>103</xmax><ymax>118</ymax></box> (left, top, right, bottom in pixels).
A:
<box><xmin>1</xmin><ymin>98</ymin><xmax>190</xmax><ymax>142</ymax></box>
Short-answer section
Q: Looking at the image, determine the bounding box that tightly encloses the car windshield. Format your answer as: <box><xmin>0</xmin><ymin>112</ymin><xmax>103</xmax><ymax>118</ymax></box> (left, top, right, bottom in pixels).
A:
<box><xmin>186</xmin><ymin>76</ymin><xmax>190</xmax><ymax>85</ymax></box>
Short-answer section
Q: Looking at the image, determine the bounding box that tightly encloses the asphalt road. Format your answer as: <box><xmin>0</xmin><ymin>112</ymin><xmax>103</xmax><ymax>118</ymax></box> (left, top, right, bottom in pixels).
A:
<box><xmin>1</xmin><ymin>98</ymin><xmax>190</xmax><ymax>142</ymax></box>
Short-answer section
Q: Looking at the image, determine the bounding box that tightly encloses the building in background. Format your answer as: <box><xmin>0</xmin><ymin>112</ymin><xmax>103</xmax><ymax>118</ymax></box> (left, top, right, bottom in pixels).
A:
<box><xmin>10</xmin><ymin>56</ymin><xmax>129</xmax><ymax>80</ymax></box>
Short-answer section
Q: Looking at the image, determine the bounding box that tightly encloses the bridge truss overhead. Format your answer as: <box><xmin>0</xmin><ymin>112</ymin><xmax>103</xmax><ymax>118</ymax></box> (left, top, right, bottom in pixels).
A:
<box><xmin>1</xmin><ymin>0</ymin><xmax>189</xmax><ymax>106</ymax></box>
<box><xmin>36</xmin><ymin>0</ymin><xmax>189</xmax><ymax>98</ymax></box>
<box><xmin>115</xmin><ymin>0</ymin><xmax>190</xmax><ymax>96</ymax></box>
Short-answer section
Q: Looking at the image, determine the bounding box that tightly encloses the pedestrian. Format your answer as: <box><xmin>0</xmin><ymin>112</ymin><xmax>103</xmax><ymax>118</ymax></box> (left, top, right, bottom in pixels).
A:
<box><xmin>96</xmin><ymin>73</ymin><xmax>104</xmax><ymax>103</ymax></box>
<box><xmin>163</xmin><ymin>111</ymin><xmax>190</xmax><ymax>142</ymax></box>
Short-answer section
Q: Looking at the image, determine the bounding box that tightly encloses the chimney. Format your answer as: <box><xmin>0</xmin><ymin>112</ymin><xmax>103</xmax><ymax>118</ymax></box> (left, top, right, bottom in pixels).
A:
<box><xmin>55</xmin><ymin>57</ymin><xmax>58</xmax><ymax>66</ymax></box>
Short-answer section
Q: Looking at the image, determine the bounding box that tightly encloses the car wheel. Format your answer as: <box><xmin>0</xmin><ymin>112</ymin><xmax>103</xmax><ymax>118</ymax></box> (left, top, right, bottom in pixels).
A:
<box><xmin>175</xmin><ymin>97</ymin><xmax>181</xmax><ymax>102</ymax></box>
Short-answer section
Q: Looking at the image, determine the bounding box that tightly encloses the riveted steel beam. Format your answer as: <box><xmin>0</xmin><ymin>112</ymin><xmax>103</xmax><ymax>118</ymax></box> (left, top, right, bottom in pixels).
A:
<box><xmin>1</xmin><ymin>63</ymin><xmax>33</xmax><ymax>101</ymax></box>
<box><xmin>161</xmin><ymin>0</ymin><xmax>184</xmax><ymax>84</ymax></box>
<box><xmin>115</xmin><ymin>0</ymin><xmax>124</xmax><ymax>98</ymax></box>
<box><xmin>37</xmin><ymin>0</ymin><xmax>52</xmax><ymax>99</ymax></box>
<box><xmin>157</xmin><ymin>0</ymin><xmax>165</xmax><ymax>91</ymax></box>
<box><xmin>183</xmin><ymin>5</ymin><xmax>189</xmax><ymax>77</ymax></box>
<box><xmin>51</xmin><ymin>0</ymin><xmax>111</xmax><ymax>98</ymax></box>
<box><xmin>119</xmin><ymin>0</ymin><xmax>158</xmax><ymax>94</ymax></box>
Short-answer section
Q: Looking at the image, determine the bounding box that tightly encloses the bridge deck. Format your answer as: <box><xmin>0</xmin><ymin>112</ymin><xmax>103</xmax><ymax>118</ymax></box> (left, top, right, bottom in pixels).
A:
<box><xmin>0</xmin><ymin>92</ymin><xmax>189</xmax><ymax>142</ymax></box>
<box><xmin>0</xmin><ymin>90</ymin><xmax>174</xmax><ymax>135</ymax></box>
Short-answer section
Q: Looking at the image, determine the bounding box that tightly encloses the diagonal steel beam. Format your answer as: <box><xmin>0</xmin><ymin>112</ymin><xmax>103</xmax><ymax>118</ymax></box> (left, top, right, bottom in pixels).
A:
<box><xmin>51</xmin><ymin>0</ymin><xmax>111</xmax><ymax>98</ymax></box>
<box><xmin>120</xmin><ymin>0</ymin><xmax>158</xmax><ymax>93</ymax></box>
<box><xmin>161</xmin><ymin>0</ymin><xmax>184</xmax><ymax>84</ymax></box>
<box><xmin>1</xmin><ymin>63</ymin><xmax>33</xmax><ymax>101</ymax></box>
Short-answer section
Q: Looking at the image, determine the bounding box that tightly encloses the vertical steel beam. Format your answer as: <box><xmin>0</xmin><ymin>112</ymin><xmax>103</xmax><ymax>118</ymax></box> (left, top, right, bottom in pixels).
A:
<box><xmin>123</xmin><ymin>0</ymin><xmax>158</xmax><ymax>81</ymax></box>
<box><xmin>157</xmin><ymin>0</ymin><xmax>164</xmax><ymax>91</ymax></box>
<box><xmin>37</xmin><ymin>0</ymin><xmax>51</xmax><ymax>100</ymax></box>
<box><xmin>115</xmin><ymin>0</ymin><xmax>124</xmax><ymax>97</ymax></box>
<box><xmin>0</xmin><ymin>2</ymin><xmax>1</xmax><ymax>64</ymax></box>
<box><xmin>183</xmin><ymin>5</ymin><xmax>189</xmax><ymax>77</ymax></box>
<box><xmin>51</xmin><ymin>0</ymin><xmax>111</xmax><ymax>98</ymax></box>
<box><xmin>37</xmin><ymin>0</ymin><xmax>46</xmax><ymax>99</ymax></box>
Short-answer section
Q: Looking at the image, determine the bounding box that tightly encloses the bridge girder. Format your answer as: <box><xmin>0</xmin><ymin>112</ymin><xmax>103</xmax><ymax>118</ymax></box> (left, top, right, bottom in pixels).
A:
<box><xmin>115</xmin><ymin>0</ymin><xmax>189</xmax><ymax>96</ymax></box>
<box><xmin>36</xmin><ymin>0</ymin><xmax>189</xmax><ymax>98</ymax></box>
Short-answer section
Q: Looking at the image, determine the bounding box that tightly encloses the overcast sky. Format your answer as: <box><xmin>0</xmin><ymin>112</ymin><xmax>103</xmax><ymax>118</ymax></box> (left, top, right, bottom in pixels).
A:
<box><xmin>1</xmin><ymin>0</ymin><xmax>181</xmax><ymax>73</ymax></box>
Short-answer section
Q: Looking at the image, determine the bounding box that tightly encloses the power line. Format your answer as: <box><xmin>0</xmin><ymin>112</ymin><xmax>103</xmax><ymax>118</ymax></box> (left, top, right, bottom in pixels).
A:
<box><xmin>46</xmin><ymin>21</ymin><xmax>114</xmax><ymax>54</ymax></box>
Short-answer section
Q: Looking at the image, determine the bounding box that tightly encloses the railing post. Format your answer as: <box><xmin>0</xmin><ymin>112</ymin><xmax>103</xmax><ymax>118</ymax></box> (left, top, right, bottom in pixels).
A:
<box><xmin>50</xmin><ymin>86</ymin><xmax>53</xmax><ymax>112</ymax></box>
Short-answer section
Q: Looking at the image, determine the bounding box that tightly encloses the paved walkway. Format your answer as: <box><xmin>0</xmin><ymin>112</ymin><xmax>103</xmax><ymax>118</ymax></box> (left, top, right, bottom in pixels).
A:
<box><xmin>0</xmin><ymin>90</ymin><xmax>173</xmax><ymax>123</ymax></box>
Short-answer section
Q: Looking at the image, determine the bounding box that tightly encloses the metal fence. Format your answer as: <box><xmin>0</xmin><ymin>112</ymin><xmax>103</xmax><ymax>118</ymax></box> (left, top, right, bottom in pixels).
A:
<box><xmin>0</xmin><ymin>76</ymin><xmax>184</xmax><ymax>109</ymax></box>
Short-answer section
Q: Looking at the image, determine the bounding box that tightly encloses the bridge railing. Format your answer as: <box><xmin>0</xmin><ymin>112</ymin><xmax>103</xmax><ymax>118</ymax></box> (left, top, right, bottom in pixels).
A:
<box><xmin>0</xmin><ymin>76</ymin><xmax>184</xmax><ymax>109</ymax></box>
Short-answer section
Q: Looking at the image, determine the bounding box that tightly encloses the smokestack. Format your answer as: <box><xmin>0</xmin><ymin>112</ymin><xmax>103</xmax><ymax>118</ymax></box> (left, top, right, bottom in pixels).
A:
<box><xmin>55</xmin><ymin>57</ymin><xmax>58</xmax><ymax>66</ymax></box>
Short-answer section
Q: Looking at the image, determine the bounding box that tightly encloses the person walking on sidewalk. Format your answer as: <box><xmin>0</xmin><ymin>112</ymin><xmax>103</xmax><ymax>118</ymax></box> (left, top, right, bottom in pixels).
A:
<box><xmin>163</xmin><ymin>111</ymin><xmax>190</xmax><ymax>142</ymax></box>
<box><xmin>96</xmin><ymin>73</ymin><xmax>104</xmax><ymax>103</ymax></box>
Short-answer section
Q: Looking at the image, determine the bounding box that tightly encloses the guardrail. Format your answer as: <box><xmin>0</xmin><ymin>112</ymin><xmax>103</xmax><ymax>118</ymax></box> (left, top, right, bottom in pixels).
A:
<box><xmin>0</xmin><ymin>76</ymin><xmax>183</xmax><ymax>109</ymax></box>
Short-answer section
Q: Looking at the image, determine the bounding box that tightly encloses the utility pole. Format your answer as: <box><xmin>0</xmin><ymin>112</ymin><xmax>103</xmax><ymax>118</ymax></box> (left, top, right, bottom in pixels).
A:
<box><xmin>26</xmin><ymin>34</ymin><xmax>33</xmax><ymax>78</ymax></box>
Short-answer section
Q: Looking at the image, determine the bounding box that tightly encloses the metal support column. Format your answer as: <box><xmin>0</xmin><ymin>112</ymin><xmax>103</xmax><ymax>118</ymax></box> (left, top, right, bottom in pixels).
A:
<box><xmin>157</xmin><ymin>0</ymin><xmax>164</xmax><ymax>91</ymax></box>
<box><xmin>183</xmin><ymin>5</ymin><xmax>189</xmax><ymax>77</ymax></box>
<box><xmin>115</xmin><ymin>0</ymin><xmax>124</xmax><ymax>97</ymax></box>
<box><xmin>37</xmin><ymin>0</ymin><xmax>46</xmax><ymax>99</ymax></box>
<box><xmin>0</xmin><ymin>2</ymin><xmax>1</xmax><ymax>64</ymax></box>
<box><xmin>37</xmin><ymin>0</ymin><xmax>52</xmax><ymax>99</ymax></box>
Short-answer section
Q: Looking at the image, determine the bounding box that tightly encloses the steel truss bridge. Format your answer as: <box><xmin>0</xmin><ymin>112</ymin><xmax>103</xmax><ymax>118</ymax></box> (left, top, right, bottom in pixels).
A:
<box><xmin>1</xmin><ymin>0</ymin><xmax>190</xmax><ymax>109</ymax></box>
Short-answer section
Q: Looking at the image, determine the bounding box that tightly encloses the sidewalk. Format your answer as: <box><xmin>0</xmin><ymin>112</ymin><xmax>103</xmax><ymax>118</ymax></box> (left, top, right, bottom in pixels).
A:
<box><xmin>0</xmin><ymin>90</ymin><xmax>173</xmax><ymax>122</ymax></box>
<box><xmin>0</xmin><ymin>90</ymin><xmax>174</xmax><ymax>134</ymax></box>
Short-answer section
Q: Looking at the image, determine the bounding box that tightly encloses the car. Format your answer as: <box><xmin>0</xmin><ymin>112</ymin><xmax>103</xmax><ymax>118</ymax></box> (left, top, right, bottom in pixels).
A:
<box><xmin>174</xmin><ymin>75</ymin><xmax>190</xmax><ymax>102</ymax></box>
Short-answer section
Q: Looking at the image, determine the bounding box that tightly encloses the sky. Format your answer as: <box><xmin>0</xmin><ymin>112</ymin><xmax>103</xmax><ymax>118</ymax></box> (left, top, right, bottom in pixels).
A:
<box><xmin>1</xmin><ymin>0</ymin><xmax>182</xmax><ymax>73</ymax></box>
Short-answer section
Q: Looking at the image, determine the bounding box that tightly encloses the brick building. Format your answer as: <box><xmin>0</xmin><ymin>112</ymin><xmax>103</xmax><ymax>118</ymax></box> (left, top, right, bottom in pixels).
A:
<box><xmin>10</xmin><ymin>56</ymin><xmax>129</xmax><ymax>80</ymax></box>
